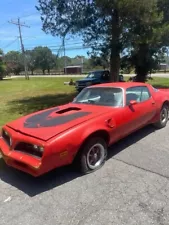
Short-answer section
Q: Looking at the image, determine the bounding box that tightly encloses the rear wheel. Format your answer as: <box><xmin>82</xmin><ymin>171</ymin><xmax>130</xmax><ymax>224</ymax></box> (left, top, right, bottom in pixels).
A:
<box><xmin>78</xmin><ymin>137</ymin><xmax>107</xmax><ymax>174</ymax></box>
<box><xmin>153</xmin><ymin>104</ymin><xmax>169</xmax><ymax>129</ymax></box>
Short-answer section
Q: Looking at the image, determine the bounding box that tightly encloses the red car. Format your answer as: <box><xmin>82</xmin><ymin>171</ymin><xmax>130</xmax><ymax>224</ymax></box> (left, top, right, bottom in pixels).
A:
<box><xmin>0</xmin><ymin>82</ymin><xmax>169</xmax><ymax>177</ymax></box>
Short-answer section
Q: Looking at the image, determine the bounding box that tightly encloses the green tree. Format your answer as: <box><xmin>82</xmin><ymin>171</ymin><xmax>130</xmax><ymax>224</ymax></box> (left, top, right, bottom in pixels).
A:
<box><xmin>56</xmin><ymin>56</ymin><xmax>71</xmax><ymax>71</ymax></box>
<box><xmin>37</xmin><ymin>0</ymin><xmax>169</xmax><ymax>81</ymax></box>
<box><xmin>0</xmin><ymin>49</ymin><xmax>5</xmax><ymax>80</ymax></box>
<box><xmin>37</xmin><ymin>0</ymin><xmax>164</xmax><ymax>81</ymax></box>
<box><xmin>4</xmin><ymin>51</ymin><xmax>24</xmax><ymax>75</ymax></box>
<box><xmin>89</xmin><ymin>53</ymin><xmax>109</xmax><ymax>70</ymax></box>
<box><xmin>127</xmin><ymin>0</ymin><xmax>169</xmax><ymax>81</ymax></box>
<box><xmin>120</xmin><ymin>55</ymin><xmax>133</xmax><ymax>74</ymax></box>
<box><xmin>25</xmin><ymin>50</ymin><xmax>36</xmax><ymax>75</ymax></box>
<box><xmin>32</xmin><ymin>46</ymin><xmax>56</xmax><ymax>74</ymax></box>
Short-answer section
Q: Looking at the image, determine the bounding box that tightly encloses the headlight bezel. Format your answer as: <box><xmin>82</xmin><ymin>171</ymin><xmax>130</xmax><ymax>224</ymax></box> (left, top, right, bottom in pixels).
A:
<box><xmin>86</xmin><ymin>82</ymin><xmax>92</xmax><ymax>86</ymax></box>
<box><xmin>14</xmin><ymin>142</ymin><xmax>44</xmax><ymax>158</ymax></box>
<box><xmin>1</xmin><ymin>128</ymin><xmax>12</xmax><ymax>147</ymax></box>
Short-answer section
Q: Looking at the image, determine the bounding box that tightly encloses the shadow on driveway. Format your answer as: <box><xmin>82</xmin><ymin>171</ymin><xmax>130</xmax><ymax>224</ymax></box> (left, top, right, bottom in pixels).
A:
<box><xmin>0</xmin><ymin>125</ymin><xmax>156</xmax><ymax>197</ymax></box>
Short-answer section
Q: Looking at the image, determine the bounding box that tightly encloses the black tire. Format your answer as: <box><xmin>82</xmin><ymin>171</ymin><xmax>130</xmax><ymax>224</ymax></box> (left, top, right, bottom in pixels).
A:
<box><xmin>153</xmin><ymin>104</ymin><xmax>169</xmax><ymax>129</ymax></box>
<box><xmin>77</xmin><ymin>137</ymin><xmax>108</xmax><ymax>174</ymax></box>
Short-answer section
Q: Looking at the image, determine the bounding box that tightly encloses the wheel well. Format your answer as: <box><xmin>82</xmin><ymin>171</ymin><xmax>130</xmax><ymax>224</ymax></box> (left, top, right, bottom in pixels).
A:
<box><xmin>73</xmin><ymin>130</ymin><xmax>110</xmax><ymax>160</ymax></box>
<box><xmin>82</xmin><ymin>130</ymin><xmax>110</xmax><ymax>145</ymax></box>
<box><xmin>163</xmin><ymin>100</ymin><xmax>169</xmax><ymax>108</ymax></box>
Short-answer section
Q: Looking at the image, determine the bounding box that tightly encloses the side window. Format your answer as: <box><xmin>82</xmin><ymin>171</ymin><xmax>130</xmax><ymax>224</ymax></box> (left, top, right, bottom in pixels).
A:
<box><xmin>126</xmin><ymin>86</ymin><xmax>151</xmax><ymax>105</ymax></box>
<box><xmin>126</xmin><ymin>87</ymin><xmax>142</xmax><ymax>105</ymax></box>
<box><xmin>140</xmin><ymin>86</ymin><xmax>151</xmax><ymax>102</ymax></box>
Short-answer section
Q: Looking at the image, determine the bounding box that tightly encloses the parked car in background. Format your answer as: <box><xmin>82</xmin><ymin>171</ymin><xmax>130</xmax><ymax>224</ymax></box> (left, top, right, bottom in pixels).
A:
<box><xmin>0</xmin><ymin>82</ymin><xmax>169</xmax><ymax>177</ymax></box>
<box><xmin>75</xmin><ymin>70</ymin><xmax>124</xmax><ymax>92</ymax></box>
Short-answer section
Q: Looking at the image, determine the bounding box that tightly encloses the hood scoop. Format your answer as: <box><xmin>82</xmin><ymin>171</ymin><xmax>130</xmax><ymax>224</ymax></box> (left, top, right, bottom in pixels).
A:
<box><xmin>21</xmin><ymin>106</ymin><xmax>87</xmax><ymax>129</ymax></box>
<box><xmin>56</xmin><ymin>107</ymin><xmax>81</xmax><ymax>114</ymax></box>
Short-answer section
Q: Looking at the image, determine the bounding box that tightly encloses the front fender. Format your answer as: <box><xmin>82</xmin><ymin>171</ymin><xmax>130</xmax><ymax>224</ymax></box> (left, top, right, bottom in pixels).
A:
<box><xmin>48</xmin><ymin>114</ymin><xmax>113</xmax><ymax>163</ymax></box>
<box><xmin>78</xmin><ymin>121</ymin><xmax>112</xmax><ymax>149</ymax></box>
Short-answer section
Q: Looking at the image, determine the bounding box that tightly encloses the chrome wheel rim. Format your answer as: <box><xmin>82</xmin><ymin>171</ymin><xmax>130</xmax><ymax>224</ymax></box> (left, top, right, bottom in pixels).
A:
<box><xmin>161</xmin><ymin>107</ymin><xmax>168</xmax><ymax>124</ymax></box>
<box><xmin>86</xmin><ymin>143</ymin><xmax>105</xmax><ymax>170</ymax></box>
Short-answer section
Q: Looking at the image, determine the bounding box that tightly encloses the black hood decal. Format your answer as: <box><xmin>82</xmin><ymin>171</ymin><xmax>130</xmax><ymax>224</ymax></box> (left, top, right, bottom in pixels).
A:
<box><xmin>24</xmin><ymin>107</ymin><xmax>91</xmax><ymax>128</ymax></box>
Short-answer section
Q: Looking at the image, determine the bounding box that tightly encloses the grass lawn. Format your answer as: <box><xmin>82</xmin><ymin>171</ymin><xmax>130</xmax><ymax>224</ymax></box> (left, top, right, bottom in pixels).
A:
<box><xmin>0</xmin><ymin>77</ymin><xmax>79</xmax><ymax>127</ymax></box>
<box><xmin>148</xmin><ymin>77</ymin><xmax>169</xmax><ymax>88</ymax></box>
<box><xmin>124</xmin><ymin>76</ymin><xmax>169</xmax><ymax>86</ymax></box>
<box><xmin>0</xmin><ymin>76</ymin><xmax>169</xmax><ymax>128</ymax></box>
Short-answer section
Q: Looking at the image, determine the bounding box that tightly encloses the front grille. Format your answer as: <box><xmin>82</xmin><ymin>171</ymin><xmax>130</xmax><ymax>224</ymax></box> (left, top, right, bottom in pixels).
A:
<box><xmin>2</xmin><ymin>129</ymin><xmax>11</xmax><ymax>146</ymax></box>
<box><xmin>14</xmin><ymin>142</ymin><xmax>43</xmax><ymax>158</ymax></box>
<box><xmin>76</xmin><ymin>82</ymin><xmax>86</xmax><ymax>86</ymax></box>
<box><xmin>78</xmin><ymin>83</ymin><xmax>86</xmax><ymax>86</ymax></box>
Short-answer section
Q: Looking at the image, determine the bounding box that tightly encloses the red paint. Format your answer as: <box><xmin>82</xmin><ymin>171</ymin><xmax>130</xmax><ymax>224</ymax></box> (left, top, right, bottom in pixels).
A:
<box><xmin>0</xmin><ymin>82</ymin><xmax>169</xmax><ymax>176</ymax></box>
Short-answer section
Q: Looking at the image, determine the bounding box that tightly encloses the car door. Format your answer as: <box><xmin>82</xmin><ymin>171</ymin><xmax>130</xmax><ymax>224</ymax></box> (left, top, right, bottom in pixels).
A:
<box><xmin>101</xmin><ymin>71</ymin><xmax>110</xmax><ymax>83</ymax></box>
<box><xmin>120</xmin><ymin>86</ymin><xmax>157</xmax><ymax>135</ymax></box>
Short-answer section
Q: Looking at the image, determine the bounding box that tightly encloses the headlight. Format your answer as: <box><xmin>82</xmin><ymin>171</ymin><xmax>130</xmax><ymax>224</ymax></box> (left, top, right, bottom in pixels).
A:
<box><xmin>2</xmin><ymin>129</ymin><xmax>12</xmax><ymax>147</ymax></box>
<box><xmin>86</xmin><ymin>82</ymin><xmax>92</xmax><ymax>86</ymax></box>
<box><xmin>33</xmin><ymin>145</ymin><xmax>44</xmax><ymax>153</ymax></box>
<box><xmin>4</xmin><ymin>130</ymin><xmax>8</xmax><ymax>136</ymax></box>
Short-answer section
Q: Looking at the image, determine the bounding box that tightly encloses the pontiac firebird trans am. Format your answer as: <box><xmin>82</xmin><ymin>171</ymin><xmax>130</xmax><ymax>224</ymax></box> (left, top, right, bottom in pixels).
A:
<box><xmin>0</xmin><ymin>82</ymin><xmax>169</xmax><ymax>177</ymax></box>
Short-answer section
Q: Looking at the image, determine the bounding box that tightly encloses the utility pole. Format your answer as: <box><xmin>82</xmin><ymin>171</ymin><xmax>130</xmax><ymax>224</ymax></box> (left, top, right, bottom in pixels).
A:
<box><xmin>8</xmin><ymin>18</ymin><xmax>30</xmax><ymax>80</ymax></box>
<box><xmin>81</xmin><ymin>57</ymin><xmax>84</xmax><ymax>74</ymax></box>
<box><xmin>63</xmin><ymin>36</ymin><xmax>67</xmax><ymax>74</ymax></box>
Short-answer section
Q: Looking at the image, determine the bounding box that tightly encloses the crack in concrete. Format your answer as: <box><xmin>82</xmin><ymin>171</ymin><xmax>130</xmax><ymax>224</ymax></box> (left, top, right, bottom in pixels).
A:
<box><xmin>113</xmin><ymin>157</ymin><xmax>169</xmax><ymax>180</ymax></box>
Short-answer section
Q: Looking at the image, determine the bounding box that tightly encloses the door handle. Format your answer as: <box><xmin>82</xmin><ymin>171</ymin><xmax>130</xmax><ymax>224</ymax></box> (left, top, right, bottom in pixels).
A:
<box><xmin>152</xmin><ymin>101</ymin><xmax>155</xmax><ymax>105</ymax></box>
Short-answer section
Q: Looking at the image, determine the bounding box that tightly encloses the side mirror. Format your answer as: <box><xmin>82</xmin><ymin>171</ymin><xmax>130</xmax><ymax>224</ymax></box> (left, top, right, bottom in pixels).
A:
<box><xmin>129</xmin><ymin>100</ymin><xmax>137</xmax><ymax>106</ymax></box>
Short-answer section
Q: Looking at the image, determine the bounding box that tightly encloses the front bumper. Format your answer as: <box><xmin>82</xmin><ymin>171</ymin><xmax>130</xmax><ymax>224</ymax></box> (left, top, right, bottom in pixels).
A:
<box><xmin>0</xmin><ymin>137</ymin><xmax>43</xmax><ymax>177</ymax></box>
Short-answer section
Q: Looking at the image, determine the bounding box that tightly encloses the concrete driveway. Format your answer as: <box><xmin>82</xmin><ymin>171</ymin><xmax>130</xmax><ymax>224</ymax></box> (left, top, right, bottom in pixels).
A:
<box><xmin>1</xmin><ymin>124</ymin><xmax>169</xmax><ymax>225</ymax></box>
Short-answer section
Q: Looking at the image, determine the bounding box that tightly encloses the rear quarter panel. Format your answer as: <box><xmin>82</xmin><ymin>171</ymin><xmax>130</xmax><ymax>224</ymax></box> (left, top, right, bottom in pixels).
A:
<box><xmin>151</xmin><ymin>87</ymin><xmax>169</xmax><ymax>107</ymax></box>
<box><xmin>149</xmin><ymin>86</ymin><xmax>169</xmax><ymax>123</ymax></box>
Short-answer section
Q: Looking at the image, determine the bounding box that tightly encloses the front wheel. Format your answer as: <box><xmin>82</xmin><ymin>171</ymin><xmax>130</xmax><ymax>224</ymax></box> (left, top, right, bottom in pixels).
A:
<box><xmin>153</xmin><ymin>104</ymin><xmax>168</xmax><ymax>129</ymax></box>
<box><xmin>79</xmin><ymin>137</ymin><xmax>107</xmax><ymax>174</ymax></box>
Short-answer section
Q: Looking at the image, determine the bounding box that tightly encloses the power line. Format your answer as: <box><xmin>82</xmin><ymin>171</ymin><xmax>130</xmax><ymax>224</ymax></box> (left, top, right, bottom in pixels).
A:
<box><xmin>51</xmin><ymin>47</ymin><xmax>91</xmax><ymax>52</ymax></box>
<box><xmin>8</xmin><ymin>18</ymin><xmax>30</xmax><ymax>80</ymax></box>
<box><xmin>24</xmin><ymin>43</ymin><xmax>89</xmax><ymax>50</ymax></box>
<box><xmin>20</xmin><ymin>12</ymin><xmax>39</xmax><ymax>19</ymax></box>
<box><xmin>24</xmin><ymin>41</ymin><xmax>85</xmax><ymax>48</ymax></box>
<box><xmin>25</xmin><ymin>42</ymin><xmax>84</xmax><ymax>47</ymax></box>
<box><xmin>3</xmin><ymin>37</ymin><xmax>19</xmax><ymax>49</ymax></box>
<box><xmin>25</xmin><ymin>45</ymin><xmax>91</xmax><ymax>51</ymax></box>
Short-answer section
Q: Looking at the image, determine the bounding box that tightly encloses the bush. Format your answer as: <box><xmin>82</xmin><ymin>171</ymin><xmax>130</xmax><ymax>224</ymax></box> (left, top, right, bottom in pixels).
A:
<box><xmin>0</xmin><ymin>63</ymin><xmax>6</xmax><ymax>80</ymax></box>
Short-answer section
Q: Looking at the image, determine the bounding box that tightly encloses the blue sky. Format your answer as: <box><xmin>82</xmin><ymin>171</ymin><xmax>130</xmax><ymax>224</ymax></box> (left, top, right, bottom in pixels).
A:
<box><xmin>0</xmin><ymin>0</ymin><xmax>89</xmax><ymax>57</ymax></box>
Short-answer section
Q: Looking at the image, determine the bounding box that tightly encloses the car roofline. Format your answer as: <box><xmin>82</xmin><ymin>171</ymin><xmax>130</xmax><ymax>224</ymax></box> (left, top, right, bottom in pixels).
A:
<box><xmin>86</xmin><ymin>82</ymin><xmax>150</xmax><ymax>89</ymax></box>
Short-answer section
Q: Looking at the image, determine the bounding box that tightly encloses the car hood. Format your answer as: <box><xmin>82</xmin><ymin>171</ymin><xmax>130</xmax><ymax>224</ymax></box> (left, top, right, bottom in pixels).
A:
<box><xmin>77</xmin><ymin>77</ymin><xmax>98</xmax><ymax>83</ymax></box>
<box><xmin>6</xmin><ymin>103</ymin><xmax>113</xmax><ymax>141</ymax></box>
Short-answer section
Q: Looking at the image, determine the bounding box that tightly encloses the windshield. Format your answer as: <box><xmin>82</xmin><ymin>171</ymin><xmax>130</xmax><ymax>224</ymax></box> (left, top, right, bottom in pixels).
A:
<box><xmin>73</xmin><ymin>87</ymin><xmax>123</xmax><ymax>107</ymax></box>
<box><xmin>87</xmin><ymin>71</ymin><xmax>103</xmax><ymax>78</ymax></box>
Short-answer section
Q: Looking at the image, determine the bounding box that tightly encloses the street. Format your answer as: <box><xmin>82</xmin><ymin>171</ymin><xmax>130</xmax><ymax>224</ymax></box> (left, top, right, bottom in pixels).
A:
<box><xmin>8</xmin><ymin>72</ymin><xmax>169</xmax><ymax>78</ymax></box>
<box><xmin>1</xmin><ymin>124</ymin><xmax>169</xmax><ymax>225</ymax></box>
